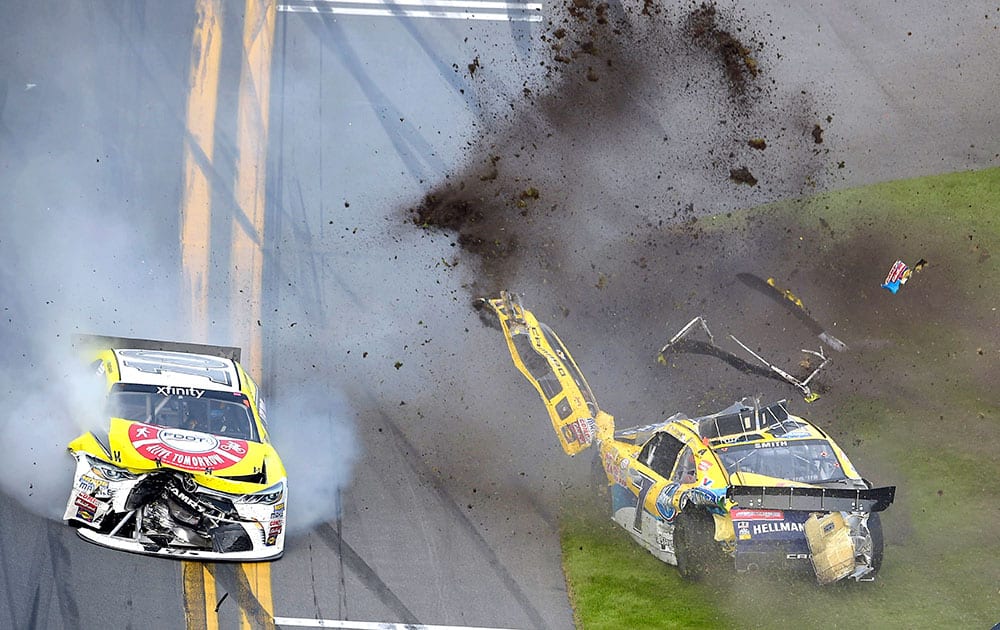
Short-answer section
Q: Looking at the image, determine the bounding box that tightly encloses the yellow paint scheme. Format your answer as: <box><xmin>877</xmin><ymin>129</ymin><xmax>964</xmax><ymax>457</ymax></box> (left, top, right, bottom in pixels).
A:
<box><xmin>75</xmin><ymin>346</ymin><xmax>285</xmax><ymax>493</ymax></box>
<box><xmin>486</xmin><ymin>293</ymin><xmax>876</xmax><ymax>555</ymax></box>
<box><xmin>487</xmin><ymin>293</ymin><xmax>613</xmax><ymax>455</ymax></box>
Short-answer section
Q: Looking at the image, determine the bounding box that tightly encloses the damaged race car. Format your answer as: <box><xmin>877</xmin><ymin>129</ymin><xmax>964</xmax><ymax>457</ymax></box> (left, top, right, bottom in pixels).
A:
<box><xmin>482</xmin><ymin>292</ymin><xmax>895</xmax><ymax>584</ymax></box>
<box><xmin>63</xmin><ymin>337</ymin><xmax>287</xmax><ymax>561</ymax></box>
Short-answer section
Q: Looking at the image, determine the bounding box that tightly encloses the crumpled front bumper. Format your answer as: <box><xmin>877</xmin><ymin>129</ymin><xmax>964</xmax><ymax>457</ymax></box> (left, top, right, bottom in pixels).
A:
<box><xmin>64</xmin><ymin>452</ymin><xmax>286</xmax><ymax>561</ymax></box>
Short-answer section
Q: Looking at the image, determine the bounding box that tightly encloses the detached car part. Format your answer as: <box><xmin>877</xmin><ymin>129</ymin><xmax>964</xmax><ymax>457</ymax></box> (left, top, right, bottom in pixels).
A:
<box><xmin>483</xmin><ymin>292</ymin><xmax>894</xmax><ymax>584</ymax></box>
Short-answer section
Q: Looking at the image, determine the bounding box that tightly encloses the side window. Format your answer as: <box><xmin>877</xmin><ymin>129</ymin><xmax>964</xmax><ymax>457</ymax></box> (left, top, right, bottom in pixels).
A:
<box><xmin>672</xmin><ymin>447</ymin><xmax>697</xmax><ymax>485</ymax></box>
<box><xmin>637</xmin><ymin>432</ymin><xmax>684</xmax><ymax>479</ymax></box>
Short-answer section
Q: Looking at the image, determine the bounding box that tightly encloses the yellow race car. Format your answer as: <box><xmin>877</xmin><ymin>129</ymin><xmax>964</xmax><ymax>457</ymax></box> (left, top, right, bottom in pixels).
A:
<box><xmin>63</xmin><ymin>337</ymin><xmax>287</xmax><ymax>561</ymax></box>
<box><xmin>483</xmin><ymin>293</ymin><xmax>895</xmax><ymax>584</ymax></box>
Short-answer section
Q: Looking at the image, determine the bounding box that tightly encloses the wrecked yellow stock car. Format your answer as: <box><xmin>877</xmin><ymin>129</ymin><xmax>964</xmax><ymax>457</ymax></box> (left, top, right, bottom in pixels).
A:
<box><xmin>482</xmin><ymin>293</ymin><xmax>894</xmax><ymax>583</ymax></box>
<box><xmin>63</xmin><ymin>337</ymin><xmax>287</xmax><ymax>561</ymax></box>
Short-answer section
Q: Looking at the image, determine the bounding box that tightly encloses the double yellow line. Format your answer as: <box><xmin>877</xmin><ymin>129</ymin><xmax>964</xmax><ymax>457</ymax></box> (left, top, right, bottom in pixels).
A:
<box><xmin>180</xmin><ymin>0</ymin><xmax>277</xmax><ymax>627</ymax></box>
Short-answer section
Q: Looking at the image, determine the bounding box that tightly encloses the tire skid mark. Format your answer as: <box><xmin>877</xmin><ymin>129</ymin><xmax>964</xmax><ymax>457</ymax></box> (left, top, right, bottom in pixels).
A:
<box><xmin>314</xmin><ymin>523</ymin><xmax>420</xmax><ymax>625</ymax></box>
<box><xmin>370</xmin><ymin>396</ymin><xmax>549</xmax><ymax>630</ymax></box>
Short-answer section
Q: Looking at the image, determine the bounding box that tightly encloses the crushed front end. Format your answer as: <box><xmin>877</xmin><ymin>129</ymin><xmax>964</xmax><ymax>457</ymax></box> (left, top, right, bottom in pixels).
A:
<box><xmin>64</xmin><ymin>451</ymin><xmax>286</xmax><ymax>561</ymax></box>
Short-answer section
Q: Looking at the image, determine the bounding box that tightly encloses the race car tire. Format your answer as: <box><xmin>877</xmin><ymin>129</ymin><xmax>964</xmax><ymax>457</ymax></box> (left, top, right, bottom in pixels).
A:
<box><xmin>868</xmin><ymin>512</ymin><xmax>884</xmax><ymax>573</ymax></box>
<box><xmin>673</xmin><ymin>509</ymin><xmax>721</xmax><ymax>580</ymax></box>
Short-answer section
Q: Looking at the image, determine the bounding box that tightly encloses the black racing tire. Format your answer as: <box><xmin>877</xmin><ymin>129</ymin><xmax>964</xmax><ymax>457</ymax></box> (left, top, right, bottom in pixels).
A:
<box><xmin>673</xmin><ymin>509</ymin><xmax>721</xmax><ymax>581</ymax></box>
<box><xmin>867</xmin><ymin>512</ymin><xmax>884</xmax><ymax>574</ymax></box>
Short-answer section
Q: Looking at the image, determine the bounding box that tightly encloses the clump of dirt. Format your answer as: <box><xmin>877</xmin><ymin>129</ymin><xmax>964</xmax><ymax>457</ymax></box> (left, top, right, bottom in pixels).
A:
<box><xmin>812</xmin><ymin>123</ymin><xmax>824</xmax><ymax>144</ymax></box>
<box><xmin>683</xmin><ymin>2</ymin><xmax>762</xmax><ymax>109</ymax></box>
<box><xmin>730</xmin><ymin>166</ymin><xmax>758</xmax><ymax>185</ymax></box>
<box><xmin>404</xmin><ymin>0</ymin><xmax>835</xmax><ymax>299</ymax></box>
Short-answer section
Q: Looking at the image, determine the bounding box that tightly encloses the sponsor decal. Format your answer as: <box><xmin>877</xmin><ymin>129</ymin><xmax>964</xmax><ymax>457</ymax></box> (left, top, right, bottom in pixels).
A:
<box><xmin>561</xmin><ymin>417</ymin><xmax>597</xmax><ymax>446</ymax></box>
<box><xmin>731</xmin><ymin>508</ymin><xmax>784</xmax><ymax>521</ymax></box>
<box><xmin>786</xmin><ymin>553</ymin><xmax>811</xmax><ymax>559</ymax></box>
<box><xmin>685</xmin><ymin>486</ymin><xmax>720</xmax><ymax>507</ymax></box>
<box><xmin>75</xmin><ymin>493</ymin><xmax>99</xmax><ymax>511</ymax></box>
<box><xmin>655</xmin><ymin>482</ymin><xmax>680</xmax><ymax>520</ymax></box>
<box><xmin>155</xmin><ymin>385</ymin><xmax>206</xmax><ymax>398</ymax></box>
<box><xmin>128</xmin><ymin>423</ymin><xmax>248</xmax><ymax>471</ymax></box>
<box><xmin>266</xmin><ymin>535</ymin><xmax>277</xmax><ymax>546</ymax></box>
<box><xmin>603</xmin><ymin>450</ymin><xmax>631</xmax><ymax>487</ymax></box>
<box><xmin>737</xmin><ymin>521</ymin><xmax>751</xmax><ymax>540</ymax></box>
<box><xmin>752</xmin><ymin>521</ymin><xmax>805</xmax><ymax>535</ymax></box>
<box><xmin>697</xmin><ymin>460</ymin><xmax>712</xmax><ymax>471</ymax></box>
<box><xmin>78</xmin><ymin>474</ymin><xmax>107</xmax><ymax>494</ymax></box>
<box><xmin>76</xmin><ymin>507</ymin><xmax>96</xmax><ymax>522</ymax></box>
<box><xmin>754</xmin><ymin>440</ymin><xmax>788</xmax><ymax>449</ymax></box>
<box><xmin>527</xmin><ymin>327</ymin><xmax>569</xmax><ymax>378</ymax></box>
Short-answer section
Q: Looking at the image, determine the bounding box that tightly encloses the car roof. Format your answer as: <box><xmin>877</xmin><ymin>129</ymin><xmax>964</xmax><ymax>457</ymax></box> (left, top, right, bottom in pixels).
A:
<box><xmin>111</xmin><ymin>348</ymin><xmax>243</xmax><ymax>394</ymax></box>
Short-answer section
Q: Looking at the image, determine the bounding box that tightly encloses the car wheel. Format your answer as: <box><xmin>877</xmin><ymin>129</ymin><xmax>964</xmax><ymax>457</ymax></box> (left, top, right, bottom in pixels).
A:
<box><xmin>867</xmin><ymin>512</ymin><xmax>884</xmax><ymax>573</ymax></box>
<box><xmin>673</xmin><ymin>509</ymin><xmax>720</xmax><ymax>580</ymax></box>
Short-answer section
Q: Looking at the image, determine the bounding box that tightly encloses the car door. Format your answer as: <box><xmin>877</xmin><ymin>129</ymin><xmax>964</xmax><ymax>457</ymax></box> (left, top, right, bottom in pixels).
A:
<box><xmin>629</xmin><ymin>431</ymin><xmax>686</xmax><ymax>536</ymax></box>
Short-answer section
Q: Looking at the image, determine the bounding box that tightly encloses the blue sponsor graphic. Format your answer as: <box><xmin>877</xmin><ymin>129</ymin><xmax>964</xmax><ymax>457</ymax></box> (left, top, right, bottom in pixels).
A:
<box><xmin>685</xmin><ymin>486</ymin><xmax>724</xmax><ymax>509</ymax></box>
<box><xmin>655</xmin><ymin>483</ymin><xmax>680</xmax><ymax>521</ymax></box>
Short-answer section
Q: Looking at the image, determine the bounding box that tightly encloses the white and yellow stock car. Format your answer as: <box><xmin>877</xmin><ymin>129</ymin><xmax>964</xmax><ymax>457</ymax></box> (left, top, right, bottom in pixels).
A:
<box><xmin>484</xmin><ymin>293</ymin><xmax>895</xmax><ymax>584</ymax></box>
<box><xmin>64</xmin><ymin>338</ymin><xmax>287</xmax><ymax>561</ymax></box>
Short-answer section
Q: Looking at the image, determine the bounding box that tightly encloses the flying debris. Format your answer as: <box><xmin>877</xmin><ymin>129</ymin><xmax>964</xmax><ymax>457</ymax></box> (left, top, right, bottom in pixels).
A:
<box><xmin>736</xmin><ymin>273</ymin><xmax>846</xmax><ymax>353</ymax></box>
<box><xmin>659</xmin><ymin>316</ymin><xmax>830</xmax><ymax>403</ymax></box>
<box><xmin>881</xmin><ymin>259</ymin><xmax>927</xmax><ymax>294</ymax></box>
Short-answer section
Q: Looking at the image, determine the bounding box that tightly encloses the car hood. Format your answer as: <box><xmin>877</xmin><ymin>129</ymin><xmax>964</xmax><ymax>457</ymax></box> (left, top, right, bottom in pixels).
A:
<box><xmin>98</xmin><ymin>418</ymin><xmax>276</xmax><ymax>482</ymax></box>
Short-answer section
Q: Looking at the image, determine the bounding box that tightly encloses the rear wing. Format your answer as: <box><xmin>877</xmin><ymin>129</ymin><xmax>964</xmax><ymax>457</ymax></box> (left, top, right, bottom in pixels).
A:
<box><xmin>72</xmin><ymin>334</ymin><xmax>241</xmax><ymax>362</ymax></box>
<box><xmin>727</xmin><ymin>484</ymin><xmax>896</xmax><ymax>514</ymax></box>
<box><xmin>483</xmin><ymin>292</ymin><xmax>613</xmax><ymax>456</ymax></box>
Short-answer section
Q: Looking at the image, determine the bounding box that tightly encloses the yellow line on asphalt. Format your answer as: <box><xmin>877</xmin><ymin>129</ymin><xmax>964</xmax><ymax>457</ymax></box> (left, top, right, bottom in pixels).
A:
<box><xmin>233</xmin><ymin>1</ymin><xmax>277</xmax><ymax>627</ymax></box>
<box><xmin>181</xmin><ymin>0</ymin><xmax>277</xmax><ymax>625</ymax></box>
<box><xmin>181</xmin><ymin>1</ymin><xmax>224</xmax><ymax>629</ymax></box>
<box><xmin>183</xmin><ymin>561</ymin><xmax>208</xmax><ymax>629</ymax></box>
<box><xmin>231</xmin><ymin>0</ymin><xmax>276</xmax><ymax>384</ymax></box>
<box><xmin>180</xmin><ymin>0</ymin><xmax>223</xmax><ymax>345</ymax></box>
<box><xmin>203</xmin><ymin>565</ymin><xmax>221</xmax><ymax>630</ymax></box>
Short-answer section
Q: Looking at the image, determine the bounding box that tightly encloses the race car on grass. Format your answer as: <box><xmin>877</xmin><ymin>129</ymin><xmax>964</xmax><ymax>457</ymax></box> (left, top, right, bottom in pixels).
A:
<box><xmin>63</xmin><ymin>337</ymin><xmax>287</xmax><ymax>561</ymax></box>
<box><xmin>481</xmin><ymin>292</ymin><xmax>894</xmax><ymax>584</ymax></box>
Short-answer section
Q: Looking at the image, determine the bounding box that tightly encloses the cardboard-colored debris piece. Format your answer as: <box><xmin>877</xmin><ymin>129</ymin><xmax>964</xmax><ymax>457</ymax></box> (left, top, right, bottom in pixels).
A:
<box><xmin>805</xmin><ymin>512</ymin><xmax>855</xmax><ymax>584</ymax></box>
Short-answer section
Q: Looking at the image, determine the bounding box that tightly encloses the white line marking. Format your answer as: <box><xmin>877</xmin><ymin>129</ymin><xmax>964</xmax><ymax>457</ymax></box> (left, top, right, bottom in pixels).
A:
<box><xmin>278</xmin><ymin>0</ymin><xmax>542</xmax><ymax>21</ymax></box>
<box><xmin>273</xmin><ymin>618</ymin><xmax>523</xmax><ymax>630</ymax></box>
<box><xmin>286</xmin><ymin>0</ymin><xmax>540</xmax><ymax>8</ymax></box>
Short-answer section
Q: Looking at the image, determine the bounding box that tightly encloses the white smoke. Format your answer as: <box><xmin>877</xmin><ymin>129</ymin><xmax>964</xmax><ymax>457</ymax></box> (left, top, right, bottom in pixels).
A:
<box><xmin>0</xmin><ymin>153</ymin><xmax>184</xmax><ymax>519</ymax></box>
<box><xmin>265</xmin><ymin>385</ymin><xmax>357</xmax><ymax>535</ymax></box>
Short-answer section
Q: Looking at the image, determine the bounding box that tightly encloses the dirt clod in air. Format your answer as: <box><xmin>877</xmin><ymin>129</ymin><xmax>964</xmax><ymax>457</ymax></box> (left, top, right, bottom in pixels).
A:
<box><xmin>730</xmin><ymin>167</ymin><xmax>758</xmax><ymax>186</ymax></box>
<box><xmin>748</xmin><ymin>137</ymin><xmax>767</xmax><ymax>150</ymax></box>
<box><xmin>812</xmin><ymin>123</ymin><xmax>824</xmax><ymax>144</ymax></box>
<box><xmin>685</xmin><ymin>2</ymin><xmax>761</xmax><ymax>105</ymax></box>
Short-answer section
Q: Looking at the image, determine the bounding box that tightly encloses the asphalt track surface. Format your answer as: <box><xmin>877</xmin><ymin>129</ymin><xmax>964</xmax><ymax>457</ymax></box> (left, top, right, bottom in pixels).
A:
<box><xmin>1</xmin><ymin>1</ymin><xmax>997</xmax><ymax>629</ymax></box>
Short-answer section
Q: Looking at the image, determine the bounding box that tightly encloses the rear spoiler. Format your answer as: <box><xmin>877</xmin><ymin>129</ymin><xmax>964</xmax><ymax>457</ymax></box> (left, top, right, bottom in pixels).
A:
<box><xmin>728</xmin><ymin>484</ymin><xmax>895</xmax><ymax>513</ymax></box>
<box><xmin>72</xmin><ymin>334</ymin><xmax>241</xmax><ymax>363</ymax></box>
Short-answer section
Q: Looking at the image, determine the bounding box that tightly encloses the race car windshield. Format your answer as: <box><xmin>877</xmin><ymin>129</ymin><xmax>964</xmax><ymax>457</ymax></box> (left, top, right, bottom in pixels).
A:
<box><xmin>714</xmin><ymin>439</ymin><xmax>846</xmax><ymax>484</ymax></box>
<box><xmin>107</xmin><ymin>384</ymin><xmax>258</xmax><ymax>442</ymax></box>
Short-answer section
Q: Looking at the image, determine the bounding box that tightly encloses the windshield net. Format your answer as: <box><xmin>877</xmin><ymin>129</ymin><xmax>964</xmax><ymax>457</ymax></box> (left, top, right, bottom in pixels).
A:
<box><xmin>108</xmin><ymin>384</ymin><xmax>257</xmax><ymax>441</ymax></box>
<box><xmin>714</xmin><ymin>439</ymin><xmax>846</xmax><ymax>484</ymax></box>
